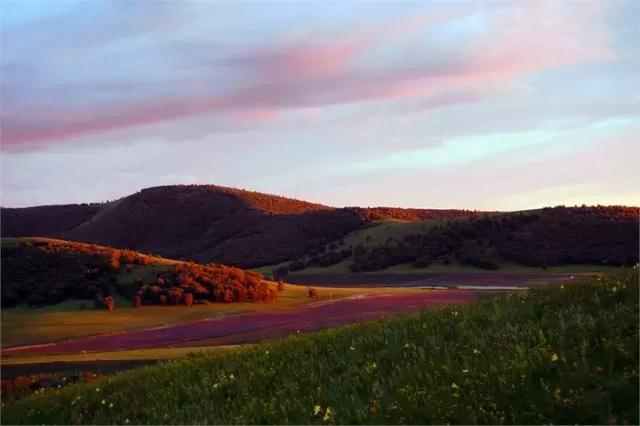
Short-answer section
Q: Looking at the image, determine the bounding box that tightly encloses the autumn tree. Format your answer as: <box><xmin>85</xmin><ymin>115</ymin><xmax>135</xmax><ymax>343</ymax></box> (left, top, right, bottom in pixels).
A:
<box><xmin>183</xmin><ymin>293</ymin><xmax>194</xmax><ymax>307</ymax></box>
<box><xmin>108</xmin><ymin>252</ymin><xmax>120</xmax><ymax>271</ymax></box>
<box><xmin>104</xmin><ymin>296</ymin><xmax>115</xmax><ymax>312</ymax></box>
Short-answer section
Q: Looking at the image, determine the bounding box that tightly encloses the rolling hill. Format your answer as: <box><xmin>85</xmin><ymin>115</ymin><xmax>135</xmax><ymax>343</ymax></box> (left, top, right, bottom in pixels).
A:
<box><xmin>1</xmin><ymin>185</ymin><xmax>479</xmax><ymax>268</ymax></box>
<box><xmin>266</xmin><ymin>205</ymin><xmax>640</xmax><ymax>276</ymax></box>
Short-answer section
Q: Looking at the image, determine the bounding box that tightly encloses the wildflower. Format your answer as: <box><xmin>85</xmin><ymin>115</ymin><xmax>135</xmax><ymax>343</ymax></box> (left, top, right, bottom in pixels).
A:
<box><xmin>101</xmin><ymin>399</ymin><xmax>106</xmax><ymax>405</ymax></box>
<box><xmin>551</xmin><ymin>353</ymin><xmax>559</xmax><ymax>362</ymax></box>
<box><xmin>350</xmin><ymin>346</ymin><xmax>355</xmax><ymax>351</ymax></box>
<box><xmin>125</xmin><ymin>420</ymin><xmax>130</xmax><ymax>424</ymax></box>
<box><xmin>229</xmin><ymin>373</ymin><xmax>235</xmax><ymax>380</ymax></box>
<box><xmin>314</xmin><ymin>404</ymin><xmax>322</xmax><ymax>415</ymax></box>
<box><xmin>95</xmin><ymin>387</ymin><xmax>100</xmax><ymax>393</ymax></box>
<box><xmin>404</xmin><ymin>343</ymin><xmax>410</xmax><ymax>349</ymax></box>
<box><xmin>462</xmin><ymin>369</ymin><xmax>469</xmax><ymax>373</ymax></box>
<box><xmin>265</xmin><ymin>350</ymin><xmax>269</xmax><ymax>355</ymax></box>
<box><xmin>212</xmin><ymin>383</ymin><xmax>219</xmax><ymax>389</ymax></box>
<box><xmin>473</xmin><ymin>349</ymin><xmax>481</xmax><ymax>354</ymax></box>
<box><xmin>560</xmin><ymin>285</ymin><xmax>565</xmax><ymax>289</ymax></box>
<box><xmin>451</xmin><ymin>383</ymin><xmax>460</xmax><ymax>390</ymax></box>
<box><xmin>323</xmin><ymin>407</ymin><xmax>333</xmax><ymax>422</ymax></box>
<box><xmin>109</xmin><ymin>402</ymin><xmax>114</xmax><ymax>408</ymax></box>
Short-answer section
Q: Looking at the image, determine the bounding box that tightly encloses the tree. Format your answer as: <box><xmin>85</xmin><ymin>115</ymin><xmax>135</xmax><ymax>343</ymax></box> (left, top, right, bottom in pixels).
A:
<box><xmin>104</xmin><ymin>296</ymin><xmax>115</xmax><ymax>312</ymax></box>
<box><xmin>183</xmin><ymin>293</ymin><xmax>194</xmax><ymax>307</ymax></box>
<box><xmin>108</xmin><ymin>252</ymin><xmax>120</xmax><ymax>271</ymax></box>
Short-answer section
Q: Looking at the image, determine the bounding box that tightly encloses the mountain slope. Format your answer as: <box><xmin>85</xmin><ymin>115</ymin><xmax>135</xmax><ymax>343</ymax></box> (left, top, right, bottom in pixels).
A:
<box><xmin>1</xmin><ymin>185</ymin><xmax>478</xmax><ymax>267</ymax></box>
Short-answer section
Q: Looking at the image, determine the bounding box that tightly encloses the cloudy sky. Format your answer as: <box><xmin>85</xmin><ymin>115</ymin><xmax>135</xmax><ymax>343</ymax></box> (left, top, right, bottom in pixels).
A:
<box><xmin>1</xmin><ymin>1</ymin><xmax>639</xmax><ymax>209</ymax></box>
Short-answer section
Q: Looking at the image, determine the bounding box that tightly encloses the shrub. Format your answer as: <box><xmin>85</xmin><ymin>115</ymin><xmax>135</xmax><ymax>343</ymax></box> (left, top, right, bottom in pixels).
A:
<box><xmin>308</xmin><ymin>287</ymin><xmax>318</xmax><ymax>299</ymax></box>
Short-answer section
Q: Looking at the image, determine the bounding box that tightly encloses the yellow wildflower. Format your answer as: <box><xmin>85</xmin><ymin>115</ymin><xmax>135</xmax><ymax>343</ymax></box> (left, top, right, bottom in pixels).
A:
<box><xmin>323</xmin><ymin>407</ymin><xmax>333</xmax><ymax>422</ymax></box>
<box><xmin>551</xmin><ymin>353</ymin><xmax>559</xmax><ymax>362</ymax></box>
<box><xmin>314</xmin><ymin>404</ymin><xmax>322</xmax><ymax>415</ymax></box>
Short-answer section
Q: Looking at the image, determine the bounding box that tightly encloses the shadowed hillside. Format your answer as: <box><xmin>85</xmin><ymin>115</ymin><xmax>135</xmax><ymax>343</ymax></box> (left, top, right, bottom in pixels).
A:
<box><xmin>1</xmin><ymin>185</ymin><xmax>478</xmax><ymax>268</ymax></box>
<box><xmin>270</xmin><ymin>205</ymin><xmax>640</xmax><ymax>275</ymax></box>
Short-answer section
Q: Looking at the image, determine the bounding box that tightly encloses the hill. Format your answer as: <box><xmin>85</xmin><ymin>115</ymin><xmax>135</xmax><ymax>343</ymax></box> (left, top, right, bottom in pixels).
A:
<box><xmin>0</xmin><ymin>237</ymin><xmax>274</xmax><ymax>309</ymax></box>
<box><xmin>269</xmin><ymin>205</ymin><xmax>639</xmax><ymax>276</ymax></box>
<box><xmin>3</xmin><ymin>269</ymin><xmax>637</xmax><ymax>424</ymax></box>
<box><xmin>1</xmin><ymin>185</ymin><xmax>479</xmax><ymax>268</ymax></box>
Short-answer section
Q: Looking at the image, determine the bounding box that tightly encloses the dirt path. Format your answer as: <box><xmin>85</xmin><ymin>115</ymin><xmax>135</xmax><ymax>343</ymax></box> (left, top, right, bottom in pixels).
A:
<box><xmin>3</xmin><ymin>290</ymin><xmax>483</xmax><ymax>357</ymax></box>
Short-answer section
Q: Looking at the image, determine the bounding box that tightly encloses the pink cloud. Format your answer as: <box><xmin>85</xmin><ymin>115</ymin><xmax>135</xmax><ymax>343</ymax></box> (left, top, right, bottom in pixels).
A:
<box><xmin>1</xmin><ymin>3</ymin><xmax>614</xmax><ymax>151</ymax></box>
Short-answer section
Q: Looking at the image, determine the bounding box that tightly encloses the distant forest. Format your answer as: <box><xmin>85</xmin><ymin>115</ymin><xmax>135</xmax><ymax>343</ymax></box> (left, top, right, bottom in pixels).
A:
<box><xmin>276</xmin><ymin>206</ymin><xmax>639</xmax><ymax>275</ymax></box>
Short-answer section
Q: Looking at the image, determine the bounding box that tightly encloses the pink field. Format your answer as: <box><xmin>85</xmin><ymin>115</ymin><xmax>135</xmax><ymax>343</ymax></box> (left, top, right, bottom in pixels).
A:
<box><xmin>3</xmin><ymin>290</ymin><xmax>484</xmax><ymax>356</ymax></box>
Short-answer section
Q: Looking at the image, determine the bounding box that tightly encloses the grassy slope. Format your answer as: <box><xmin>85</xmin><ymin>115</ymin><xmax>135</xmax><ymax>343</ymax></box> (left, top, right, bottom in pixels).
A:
<box><xmin>3</xmin><ymin>269</ymin><xmax>637</xmax><ymax>425</ymax></box>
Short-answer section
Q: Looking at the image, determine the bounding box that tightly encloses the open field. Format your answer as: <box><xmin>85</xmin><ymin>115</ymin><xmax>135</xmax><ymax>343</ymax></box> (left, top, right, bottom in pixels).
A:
<box><xmin>3</xmin><ymin>290</ymin><xmax>483</xmax><ymax>357</ymax></box>
<box><xmin>2</xmin><ymin>269</ymin><xmax>637</xmax><ymax>425</ymax></box>
<box><xmin>1</xmin><ymin>283</ymin><xmax>400</xmax><ymax>348</ymax></box>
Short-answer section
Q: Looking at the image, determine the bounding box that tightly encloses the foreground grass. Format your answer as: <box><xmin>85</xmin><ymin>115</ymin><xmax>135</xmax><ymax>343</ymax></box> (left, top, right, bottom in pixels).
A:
<box><xmin>3</xmin><ymin>270</ymin><xmax>638</xmax><ymax>425</ymax></box>
<box><xmin>1</xmin><ymin>345</ymin><xmax>242</xmax><ymax>365</ymax></box>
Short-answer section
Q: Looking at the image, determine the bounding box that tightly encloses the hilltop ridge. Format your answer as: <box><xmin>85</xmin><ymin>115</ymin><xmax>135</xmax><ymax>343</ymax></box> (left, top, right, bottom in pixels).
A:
<box><xmin>1</xmin><ymin>184</ymin><xmax>479</xmax><ymax>267</ymax></box>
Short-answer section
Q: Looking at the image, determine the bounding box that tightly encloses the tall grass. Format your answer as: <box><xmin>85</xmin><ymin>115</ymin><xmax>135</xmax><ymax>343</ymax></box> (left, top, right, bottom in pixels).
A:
<box><xmin>3</xmin><ymin>269</ymin><xmax>638</xmax><ymax>424</ymax></box>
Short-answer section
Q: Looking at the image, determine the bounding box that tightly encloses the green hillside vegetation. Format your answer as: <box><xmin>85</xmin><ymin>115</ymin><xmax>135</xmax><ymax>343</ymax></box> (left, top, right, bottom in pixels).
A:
<box><xmin>3</xmin><ymin>269</ymin><xmax>637</xmax><ymax>425</ymax></box>
<box><xmin>266</xmin><ymin>206</ymin><xmax>639</xmax><ymax>277</ymax></box>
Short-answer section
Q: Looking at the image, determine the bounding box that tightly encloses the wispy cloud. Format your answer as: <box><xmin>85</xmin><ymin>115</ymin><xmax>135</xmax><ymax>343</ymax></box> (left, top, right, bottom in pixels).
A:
<box><xmin>1</xmin><ymin>2</ymin><xmax>615</xmax><ymax>151</ymax></box>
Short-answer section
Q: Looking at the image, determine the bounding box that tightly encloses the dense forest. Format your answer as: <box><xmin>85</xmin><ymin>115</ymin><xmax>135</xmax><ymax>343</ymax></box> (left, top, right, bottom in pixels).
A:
<box><xmin>0</xmin><ymin>239</ymin><xmax>273</xmax><ymax>308</ymax></box>
<box><xmin>276</xmin><ymin>206</ymin><xmax>639</xmax><ymax>275</ymax></box>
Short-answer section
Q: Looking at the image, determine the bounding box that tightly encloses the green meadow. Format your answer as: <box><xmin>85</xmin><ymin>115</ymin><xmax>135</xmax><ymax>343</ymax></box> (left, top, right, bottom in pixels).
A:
<box><xmin>3</xmin><ymin>269</ymin><xmax>637</xmax><ymax>425</ymax></box>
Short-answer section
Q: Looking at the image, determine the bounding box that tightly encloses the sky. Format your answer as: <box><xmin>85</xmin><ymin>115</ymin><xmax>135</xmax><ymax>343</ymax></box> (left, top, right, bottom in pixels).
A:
<box><xmin>1</xmin><ymin>0</ymin><xmax>639</xmax><ymax>210</ymax></box>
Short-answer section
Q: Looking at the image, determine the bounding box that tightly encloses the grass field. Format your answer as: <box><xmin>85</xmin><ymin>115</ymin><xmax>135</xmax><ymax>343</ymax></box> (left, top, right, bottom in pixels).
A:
<box><xmin>1</xmin><ymin>284</ymin><xmax>408</xmax><ymax>348</ymax></box>
<box><xmin>3</xmin><ymin>269</ymin><xmax>637</xmax><ymax>425</ymax></box>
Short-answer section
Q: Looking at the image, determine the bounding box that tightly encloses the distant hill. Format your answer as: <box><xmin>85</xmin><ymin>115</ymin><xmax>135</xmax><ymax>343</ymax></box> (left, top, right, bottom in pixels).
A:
<box><xmin>1</xmin><ymin>185</ymin><xmax>478</xmax><ymax>268</ymax></box>
<box><xmin>273</xmin><ymin>205</ymin><xmax>640</xmax><ymax>275</ymax></box>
